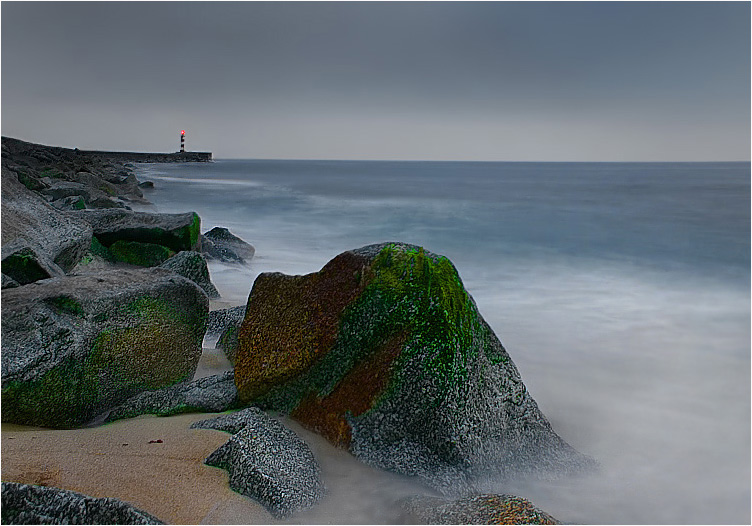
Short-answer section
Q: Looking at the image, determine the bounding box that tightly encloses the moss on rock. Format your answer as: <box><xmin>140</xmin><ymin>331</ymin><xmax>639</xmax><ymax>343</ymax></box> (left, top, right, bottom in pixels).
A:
<box><xmin>109</xmin><ymin>240</ymin><xmax>175</xmax><ymax>267</ymax></box>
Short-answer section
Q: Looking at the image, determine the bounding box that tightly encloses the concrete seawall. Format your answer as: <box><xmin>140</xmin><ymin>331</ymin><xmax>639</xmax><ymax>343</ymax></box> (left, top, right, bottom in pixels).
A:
<box><xmin>80</xmin><ymin>150</ymin><xmax>212</xmax><ymax>163</ymax></box>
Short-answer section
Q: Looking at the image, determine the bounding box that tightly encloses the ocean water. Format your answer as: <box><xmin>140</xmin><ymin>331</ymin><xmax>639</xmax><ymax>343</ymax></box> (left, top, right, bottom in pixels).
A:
<box><xmin>136</xmin><ymin>160</ymin><xmax>750</xmax><ymax>524</ymax></box>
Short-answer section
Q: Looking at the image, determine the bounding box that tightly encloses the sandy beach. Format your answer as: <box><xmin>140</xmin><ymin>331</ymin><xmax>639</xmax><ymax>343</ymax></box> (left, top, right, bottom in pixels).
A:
<box><xmin>1</xmin><ymin>413</ymin><xmax>274</xmax><ymax>524</ymax></box>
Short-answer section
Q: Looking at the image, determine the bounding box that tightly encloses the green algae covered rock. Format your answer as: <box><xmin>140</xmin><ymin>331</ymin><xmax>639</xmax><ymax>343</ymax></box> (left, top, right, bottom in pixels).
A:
<box><xmin>1</xmin><ymin>268</ymin><xmax>208</xmax><ymax>428</ymax></box>
<box><xmin>109</xmin><ymin>240</ymin><xmax>175</xmax><ymax>266</ymax></box>
<box><xmin>235</xmin><ymin>242</ymin><xmax>593</xmax><ymax>493</ymax></box>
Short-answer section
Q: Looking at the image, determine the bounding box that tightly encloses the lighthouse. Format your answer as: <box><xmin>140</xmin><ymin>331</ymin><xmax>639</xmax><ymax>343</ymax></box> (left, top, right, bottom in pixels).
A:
<box><xmin>180</xmin><ymin>130</ymin><xmax>186</xmax><ymax>153</ymax></box>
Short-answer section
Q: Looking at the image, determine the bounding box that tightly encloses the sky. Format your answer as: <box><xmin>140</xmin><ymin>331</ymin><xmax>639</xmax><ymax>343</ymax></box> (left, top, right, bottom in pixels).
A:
<box><xmin>2</xmin><ymin>1</ymin><xmax>750</xmax><ymax>161</ymax></box>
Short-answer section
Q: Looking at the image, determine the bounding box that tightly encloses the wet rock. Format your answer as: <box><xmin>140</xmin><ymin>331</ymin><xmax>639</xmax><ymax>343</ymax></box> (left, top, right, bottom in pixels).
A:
<box><xmin>2</xmin><ymin>165</ymin><xmax>92</xmax><ymax>281</ymax></box>
<box><xmin>70</xmin><ymin>209</ymin><xmax>201</xmax><ymax>253</ymax></box>
<box><xmin>201</xmin><ymin>409</ymin><xmax>325</xmax><ymax>518</ymax></box>
<box><xmin>201</xmin><ymin>226</ymin><xmax>254</xmax><ymax>263</ymax></box>
<box><xmin>1</xmin><ymin>481</ymin><xmax>164</xmax><ymax>525</ymax></box>
<box><xmin>1</xmin><ymin>268</ymin><xmax>208</xmax><ymax>428</ymax></box>
<box><xmin>106</xmin><ymin>371</ymin><xmax>239</xmax><ymax>423</ymax></box>
<box><xmin>235</xmin><ymin>242</ymin><xmax>594</xmax><ymax>494</ymax></box>
<box><xmin>138</xmin><ymin>181</ymin><xmax>155</xmax><ymax>189</ymax></box>
<box><xmin>401</xmin><ymin>494</ymin><xmax>560</xmax><ymax>525</ymax></box>
<box><xmin>160</xmin><ymin>251</ymin><xmax>219</xmax><ymax>298</ymax></box>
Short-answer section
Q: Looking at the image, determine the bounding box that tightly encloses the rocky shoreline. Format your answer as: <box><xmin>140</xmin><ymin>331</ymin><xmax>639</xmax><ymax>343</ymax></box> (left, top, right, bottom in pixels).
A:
<box><xmin>1</xmin><ymin>137</ymin><xmax>592</xmax><ymax>524</ymax></box>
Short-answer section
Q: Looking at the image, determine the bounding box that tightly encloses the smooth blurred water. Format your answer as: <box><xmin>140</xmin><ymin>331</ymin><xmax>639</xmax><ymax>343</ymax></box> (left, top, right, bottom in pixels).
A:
<box><xmin>137</xmin><ymin>160</ymin><xmax>750</xmax><ymax>524</ymax></box>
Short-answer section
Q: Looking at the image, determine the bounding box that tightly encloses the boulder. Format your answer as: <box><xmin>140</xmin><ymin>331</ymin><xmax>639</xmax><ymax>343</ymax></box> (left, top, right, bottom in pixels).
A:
<box><xmin>70</xmin><ymin>209</ymin><xmax>201</xmax><ymax>252</ymax></box>
<box><xmin>199</xmin><ymin>409</ymin><xmax>325</xmax><ymax>518</ymax></box>
<box><xmin>400</xmin><ymin>494</ymin><xmax>560</xmax><ymax>525</ymax></box>
<box><xmin>1</xmin><ymin>165</ymin><xmax>92</xmax><ymax>282</ymax></box>
<box><xmin>234</xmin><ymin>242</ymin><xmax>593</xmax><ymax>493</ymax></box>
<box><xmin>106</xmin><ymin>371</ymin><xmax>239</xmax><ymax>423</ymax></box>
<box><xmin>160</xmin><ymin>251</ymin><xmax>220</xmax><ymax>298</ymax></box>
<box><xmin>1</xmin><ymin>481</ymin><xmax>164</xmax><ymax>525</ymax></box>
<box><xmin>1</xmin><ymin>267</ymin><xmax>208</xmax><ymax>428</ymax></box>
<box><xmin>201</xmin><ymin>227</ymin><xmax>254</xmax><ymax>263</ymax></box>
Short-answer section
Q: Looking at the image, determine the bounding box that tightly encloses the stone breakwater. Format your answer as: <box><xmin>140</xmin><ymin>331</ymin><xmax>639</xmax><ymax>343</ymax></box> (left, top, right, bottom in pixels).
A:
<box><xmin>1</xmin><ymin>137</ymin><xmax>585</xmax><ymax>524</ymax></box>
<box><xmin>1</xmin><ymin>136</ymin><xmax>251</xmax><ymax>429</ymax></box>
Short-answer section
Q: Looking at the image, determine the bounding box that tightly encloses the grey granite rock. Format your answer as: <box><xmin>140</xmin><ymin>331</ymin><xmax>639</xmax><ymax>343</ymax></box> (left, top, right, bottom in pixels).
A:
<box><xmin>201</xmin><ymin>409</ymin><xmax>325</xmax><ymax>518</ymax></box>
<box><xmin>1</xmin><ymin>267</ymin><xmax>208</xmax><ymax>428</ymax></box>
<box><xmin>106</xmin><ymin>371</ymin><xmax>239</xmax><ymax>422</ymax></box>
<box><xmin>201</xmin><ymin>227</ymin><xmax>254</xmax><ymax>263</ymax></box>
<box><xmin>160</xmin><ymin>251</ymin><xmax>219</xmax><ymax>299</ymax></box>
<box><xmin>1</xmin><ymin>481</ymin><xmax>164</xmax><ymax>525</ymax></box>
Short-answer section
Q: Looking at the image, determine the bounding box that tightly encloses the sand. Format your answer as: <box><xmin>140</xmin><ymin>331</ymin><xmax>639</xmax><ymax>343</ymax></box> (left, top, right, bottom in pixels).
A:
<box><xmin>1</xmin><ymin>410</ymin><xmax>437</xmax><ymax>524</ymax></box>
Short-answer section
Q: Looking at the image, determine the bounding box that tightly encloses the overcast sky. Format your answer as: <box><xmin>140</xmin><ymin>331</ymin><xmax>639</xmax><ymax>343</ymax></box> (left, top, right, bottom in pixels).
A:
<box><xmin>2</xmin><ymin>2</ymin><xmax>749</xmax><ymax>161</ymax></box>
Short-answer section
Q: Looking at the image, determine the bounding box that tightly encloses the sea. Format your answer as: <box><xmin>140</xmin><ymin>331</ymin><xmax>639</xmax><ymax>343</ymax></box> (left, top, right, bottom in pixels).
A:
<box><xmin>136</xmin><ymin>159</ymin><xmax>750</xmax><ymax>525</ymax></box>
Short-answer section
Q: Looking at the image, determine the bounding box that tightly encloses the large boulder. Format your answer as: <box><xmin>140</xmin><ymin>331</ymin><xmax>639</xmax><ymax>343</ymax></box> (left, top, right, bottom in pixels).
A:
<box><xmin>197</xmin><ymin>408</ymin><xmax>325</xmax><ymax>518</ymax></box>
<box><xmin>1</xmin><ymin>482</ymin><xmax>164</xmax><ymax>525</ymax></box>
<box><xmin>1</xmin><ymin>268</ymin><xmax>208</xmax><ymax>428</ymax></box>
<box><xmin>235</xmin><ymin>242</ymin><xmax>593</xmax><ymax>493</ymax></box>
<box><xmin>1</xmin><ymin>166</ymin><xmax>92</xmax><ymax>283</ymax></box>
<box><xmin>201</xmin><ymin>226</ymin><xmax>255</xmax><ymax>263</ymax></box>
<box><xmin>401</xmin><ymin>494</ymin><xmax>560</xmax><ymax>525</ymax></box>
<box><xmin>70</xmin><ymin>209</ymin><xmax>201</xmax><ymax>253</ymax></box>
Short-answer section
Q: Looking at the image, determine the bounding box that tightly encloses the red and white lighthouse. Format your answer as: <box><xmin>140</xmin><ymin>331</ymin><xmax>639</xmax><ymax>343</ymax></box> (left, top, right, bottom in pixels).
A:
<box><xmin>180</xmin><ymin>130</ymin><xmax>185</xmax><ymax>153</ymax></box>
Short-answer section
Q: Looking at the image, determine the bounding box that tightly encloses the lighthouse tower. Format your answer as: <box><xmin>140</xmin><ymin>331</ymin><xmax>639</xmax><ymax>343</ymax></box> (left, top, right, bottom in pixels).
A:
<box><xmin>180</xmin><ymin>130</ymin><xmax>185</xmax><ymax>153</ymax></box>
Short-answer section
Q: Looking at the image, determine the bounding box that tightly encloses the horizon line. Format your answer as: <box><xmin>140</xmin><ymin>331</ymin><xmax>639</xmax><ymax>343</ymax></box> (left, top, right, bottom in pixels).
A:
<box><xmin>212</xmin><ymin>157</ymin><xmax>752</xmax><ymax>164</ymax></box>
